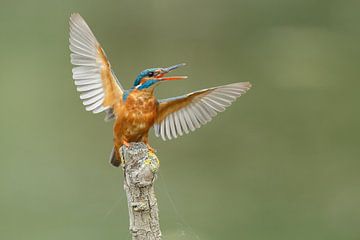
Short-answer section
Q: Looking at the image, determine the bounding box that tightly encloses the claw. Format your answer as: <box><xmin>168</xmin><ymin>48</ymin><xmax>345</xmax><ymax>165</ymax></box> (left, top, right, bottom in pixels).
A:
<box><xmin>146</xmin><ymin>144</ymin><xmax>156</xmax><ymax>153</ymax></box>
<box><xmin>123</xmin><ymin>140</ymin><xmax>130</xmax><ymax>148</ymax></box>
<box><xmin>146</xmin><ymin>149</ymin><xmax>160</xmax><ymax>168</ymax></box>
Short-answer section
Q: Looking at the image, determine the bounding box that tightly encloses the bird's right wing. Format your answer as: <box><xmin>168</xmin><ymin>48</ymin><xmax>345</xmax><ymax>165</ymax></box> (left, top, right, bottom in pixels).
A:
<box><xmin>69</xmin><ymin>13</ymin><xmax>123</xmax><ymax>120</ymax></box>
<box><xmin>154</xmin><ymin>82</ymin><xmax>251</xmax><ymax>140</ymax></box>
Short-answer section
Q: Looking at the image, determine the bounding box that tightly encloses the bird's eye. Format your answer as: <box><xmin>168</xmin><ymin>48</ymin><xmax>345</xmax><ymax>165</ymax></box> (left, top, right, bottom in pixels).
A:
<box><xmin>148</xmin><ymin>71</ymin><xmax>154</xmax><ymax>77</ymax></box>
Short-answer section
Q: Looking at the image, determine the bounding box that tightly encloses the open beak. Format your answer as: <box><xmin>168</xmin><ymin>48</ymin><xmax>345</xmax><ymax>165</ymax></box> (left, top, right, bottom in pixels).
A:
<box><xmin>156</xmin><ymin>63</ymin><xmax>188</xmax><ymax>81</ymax></box>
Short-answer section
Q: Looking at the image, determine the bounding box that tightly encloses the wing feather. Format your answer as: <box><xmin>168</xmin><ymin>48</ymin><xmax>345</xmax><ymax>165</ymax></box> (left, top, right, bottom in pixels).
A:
<box><xmin>83</xmin><ymin>93</ymin><xmax>104</xmax><ymax>106</ymax></box>
<box><xmin>183</xmin><ymin>108</ymin><xmax>196</xmax><ymax>131</ymax></box>
<box><xmin>154</xmin><ymin>123</ymin><xmax>160</xmax><ymax>137</ymax></box>
<box><xmin>179</xmin><ymin>110</ymin><xmax>190</xmax><ymax>134</ymax></box>
<box><xmin>75</xmin><ymin>79</ymin><xmax>102</xmax><ymax>85</ymax></box>
<box><xmin>69</xmin><ymin>13</ymin><xmax>123</xmax><ymax>120</ymax></box>
<box><xmin>154</xmin><ymin>82</ymin><xmax>251</xmax><ymax>140</ymax></box>
<box><xmin>165</xmin><ymin>117</ymin><xmax>172</xmax><ymax>140</ymax></box>
<box><xmin>173</xmin><ymin>111</ymin><xmax>183</xmax><ymax>136</ymax></box>
<box><xmin>80</xmin><ymin>88</ymin><xmax>103</xmax><ymax>100</ymax></box>
<box><xmin>190</xmin><ymin>104</ymin><xmax>207</xmax><ymax>124</ymax></box>
<box><xmin>160</xmin><ymin>121</ymin><xmax>166</xmax><ymax>141</ymax></box>
<box><xmin>86</xmin><ymin>99</ymin><xmax>103</xmax><ymax>111</ymax></box>
<box><xmin>168</xmin><ymin>113</ymin><xmax>178</xmax><ymax>139</ymax></box>
<box><xmin>188</xmin><ymin>105</ymin><xmax>202</xmax><ymax>128</ymax></box>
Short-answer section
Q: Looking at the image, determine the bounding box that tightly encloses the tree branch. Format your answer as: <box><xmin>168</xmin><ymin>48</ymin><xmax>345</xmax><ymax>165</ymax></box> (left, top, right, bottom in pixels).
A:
<box><xmin>120</xmin><ymin>142</ymin><xmax>161</xmax><ymax>240</ymax></box>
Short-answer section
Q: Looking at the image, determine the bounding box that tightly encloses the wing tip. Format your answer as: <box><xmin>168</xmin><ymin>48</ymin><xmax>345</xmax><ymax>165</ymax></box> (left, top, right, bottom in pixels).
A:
<box><xmin>234</xmin><ymin>81</ymin><xmax>252</xmax><ymax>90</ymax></box>
<box><xmin>69</xmin><ymin>13</ymin><xmax>91</xmax><ymax>31</ymax></box>
<box><xmin>70</xmin><ymin>12</ymin><xmax>82</xmax><ymax>21</ymax></box>
<box><xmin>244</xmin><ymin>81</ymin><xmax>252</xmax><ymax>89</ymax></box>
<box><xmin>227</xmin><ymin>81</ymin><xmax>252</xmax><ymax>93</ymax></box>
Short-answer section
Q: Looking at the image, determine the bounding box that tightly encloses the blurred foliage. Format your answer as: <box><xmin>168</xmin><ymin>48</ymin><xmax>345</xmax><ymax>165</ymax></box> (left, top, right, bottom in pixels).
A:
<box><xmin>0</xmin><ymin>0</ymin><xmax>360</xmax><ymax>239</ymax></box>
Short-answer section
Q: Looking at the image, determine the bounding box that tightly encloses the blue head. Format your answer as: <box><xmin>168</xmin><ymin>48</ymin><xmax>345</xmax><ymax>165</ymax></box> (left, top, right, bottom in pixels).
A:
<box><xmin>133</xmin><ymin>63</ymin><xmax>187</xmax><ymax>91</ymax></box>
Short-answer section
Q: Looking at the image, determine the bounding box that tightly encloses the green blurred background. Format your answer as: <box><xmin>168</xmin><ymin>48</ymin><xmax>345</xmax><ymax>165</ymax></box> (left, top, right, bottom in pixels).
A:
<box><xmin>1</xmin><ymin>0</ymin><xmax>360</xmax><ymax>239</ymax></box>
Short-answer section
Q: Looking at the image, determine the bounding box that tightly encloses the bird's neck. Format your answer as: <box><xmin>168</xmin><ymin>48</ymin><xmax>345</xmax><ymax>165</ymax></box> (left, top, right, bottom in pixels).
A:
<box><xmin>124</xmin><ymin>89</ymin><xmax>157</xmax><ymax>113</ymax></box>
<box><xmin>124</xmin><ymin>88</ymin><xmax>155</xmax><ymax>102</ymax></box>
<box><xmin>134</xmin><ymin>88</ymin><xmax>155</xmax><ymax>99</ymax></box>
<box><xmin>123</xmin><ymin>84</ymin><xmax>154</xmax><ymax>101</ymax></box>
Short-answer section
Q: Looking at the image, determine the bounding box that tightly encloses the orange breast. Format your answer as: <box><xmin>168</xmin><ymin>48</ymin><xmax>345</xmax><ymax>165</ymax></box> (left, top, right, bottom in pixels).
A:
<box><xmin>114</xmin><ymin>89</ymin><xmax>158</xmax><ymax>142</ymax></box>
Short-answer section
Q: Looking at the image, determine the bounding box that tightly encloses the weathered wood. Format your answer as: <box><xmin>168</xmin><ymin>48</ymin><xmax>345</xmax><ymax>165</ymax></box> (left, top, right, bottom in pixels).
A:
<box><xmin>120</xmin><ymin>143</ymin><xmax>161</xmax><ymax>240</ymax></box>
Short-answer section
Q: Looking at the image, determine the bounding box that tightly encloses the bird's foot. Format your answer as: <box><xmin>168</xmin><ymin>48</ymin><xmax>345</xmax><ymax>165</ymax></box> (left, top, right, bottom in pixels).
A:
<box><xmin>123</xmin><ymin>141</ymin><xmax>130</xmax><ymax>148</ymax></box>
<box><xmin>145</xmin><ymin>149</ymin><xmax>160</xmax><ymax>168</ymax></box>
<box><xmin>146</xmin><ymin>144</ymin><xmax>156</xmax><ymax>153</ymax></box>
<box><xmin>119</xmin><ymin>141</ymin><xmax>130</xmax><ymax>166</ymax></box>
<box><xmin>146</xmin><ymin>144</ymin><xmax>159</xmax><ymax>165</ymax></box>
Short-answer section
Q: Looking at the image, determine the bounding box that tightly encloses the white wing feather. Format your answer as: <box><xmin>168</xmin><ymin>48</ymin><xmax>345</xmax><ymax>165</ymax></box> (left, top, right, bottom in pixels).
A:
<box><xmin>154</xmin><ymin>82</ymin><xmax>251</xmax><ymax>140</ymax></box>
<box><xmin>69</xmin><ymin>13</ymin><xmax>123</xmax><ymax>117</ymax></box>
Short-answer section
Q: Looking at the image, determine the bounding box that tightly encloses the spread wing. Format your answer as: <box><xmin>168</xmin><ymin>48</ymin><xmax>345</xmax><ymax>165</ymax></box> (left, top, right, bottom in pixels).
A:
<box><xmin>69</xmin><ymin>13</ymin><xmax>123</xmax><ymax>120</ymax></box>
<box><xmin>154</xmin><ymin>82</ymin><xmax>251</xmax><ymax>140</ymax></box>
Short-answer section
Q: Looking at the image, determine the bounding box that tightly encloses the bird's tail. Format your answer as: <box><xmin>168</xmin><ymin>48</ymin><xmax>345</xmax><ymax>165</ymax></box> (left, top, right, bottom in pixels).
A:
<box><xmin>109</xmin><ymin>146</ymin><xmax>121</xmax><ymax>167</ymax></box>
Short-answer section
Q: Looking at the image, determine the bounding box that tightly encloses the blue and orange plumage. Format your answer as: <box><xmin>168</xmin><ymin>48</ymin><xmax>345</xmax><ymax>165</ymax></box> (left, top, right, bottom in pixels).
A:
<box><xmin>69</xmin><ymin>13</ymin><xmax>252</xmax><ymax>167</ymax></box>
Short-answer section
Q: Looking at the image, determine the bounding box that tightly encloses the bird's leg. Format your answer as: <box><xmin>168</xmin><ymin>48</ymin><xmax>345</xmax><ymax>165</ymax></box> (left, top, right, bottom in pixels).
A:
<box><xmin>111</xmin><ymin>136</ymin><xmax>123</xmax><ymax>167</ymax></box>
<box><xmin>120</xmin><ymin>140</ymin><xmax>131</xmax><ymax>164</ymax></box>
<box><xmin>140</xmin><ymin>135</ymin><xmax>159</xmax><ymax>165</ymax></box>
<box><xmin>114</xmin><ymin>139</ymin><xmax>130</xmax><ymax>166</ymax></box>
<box><xmin>122</xmin><ymin>140</ymin><xmax>130</xmax><ymax>148</ymax></box>
<box><xmin>146</xmin><ymin>144</ymin><xmax>156</xmax><ymax>153</ymax></box>
<box><xmin>142</xmin><ymin>135</ymin><xmax>156</xmax><ymax>153</ymax></box>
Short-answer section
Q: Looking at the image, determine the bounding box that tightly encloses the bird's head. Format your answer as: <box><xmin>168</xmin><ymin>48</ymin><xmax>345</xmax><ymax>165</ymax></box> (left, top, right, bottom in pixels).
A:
<box><xmin>133</xmin><ymin>63</ymin><xmax>187</xmax><ymax>91</ymax></box>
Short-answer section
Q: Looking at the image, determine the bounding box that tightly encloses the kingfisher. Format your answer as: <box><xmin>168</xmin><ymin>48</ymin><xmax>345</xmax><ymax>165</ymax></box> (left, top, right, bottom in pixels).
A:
<box><xmin>69</xmin><ymin>13</ymin><xmax>252</xmax><ymax>167</ymax></box>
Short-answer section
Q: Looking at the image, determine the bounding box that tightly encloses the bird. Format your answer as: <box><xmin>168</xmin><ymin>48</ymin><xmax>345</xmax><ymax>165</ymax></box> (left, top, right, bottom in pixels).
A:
<box><xmin>69</xmin><ymin>13</ymin><xmax>252</xmax><ymax>167</ymax></box>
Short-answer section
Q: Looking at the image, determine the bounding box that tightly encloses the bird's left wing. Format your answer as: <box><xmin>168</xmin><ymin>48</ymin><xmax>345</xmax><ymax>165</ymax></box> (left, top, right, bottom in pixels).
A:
<box><xmin>69</xmin><ymin>13</ymin><xmax>123</xmax><ymax>120</ymax></box>
<box><xmin>154</xmin><ymin>82</ymin><xmax>251</xmax><ymax>140</ymax></box>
